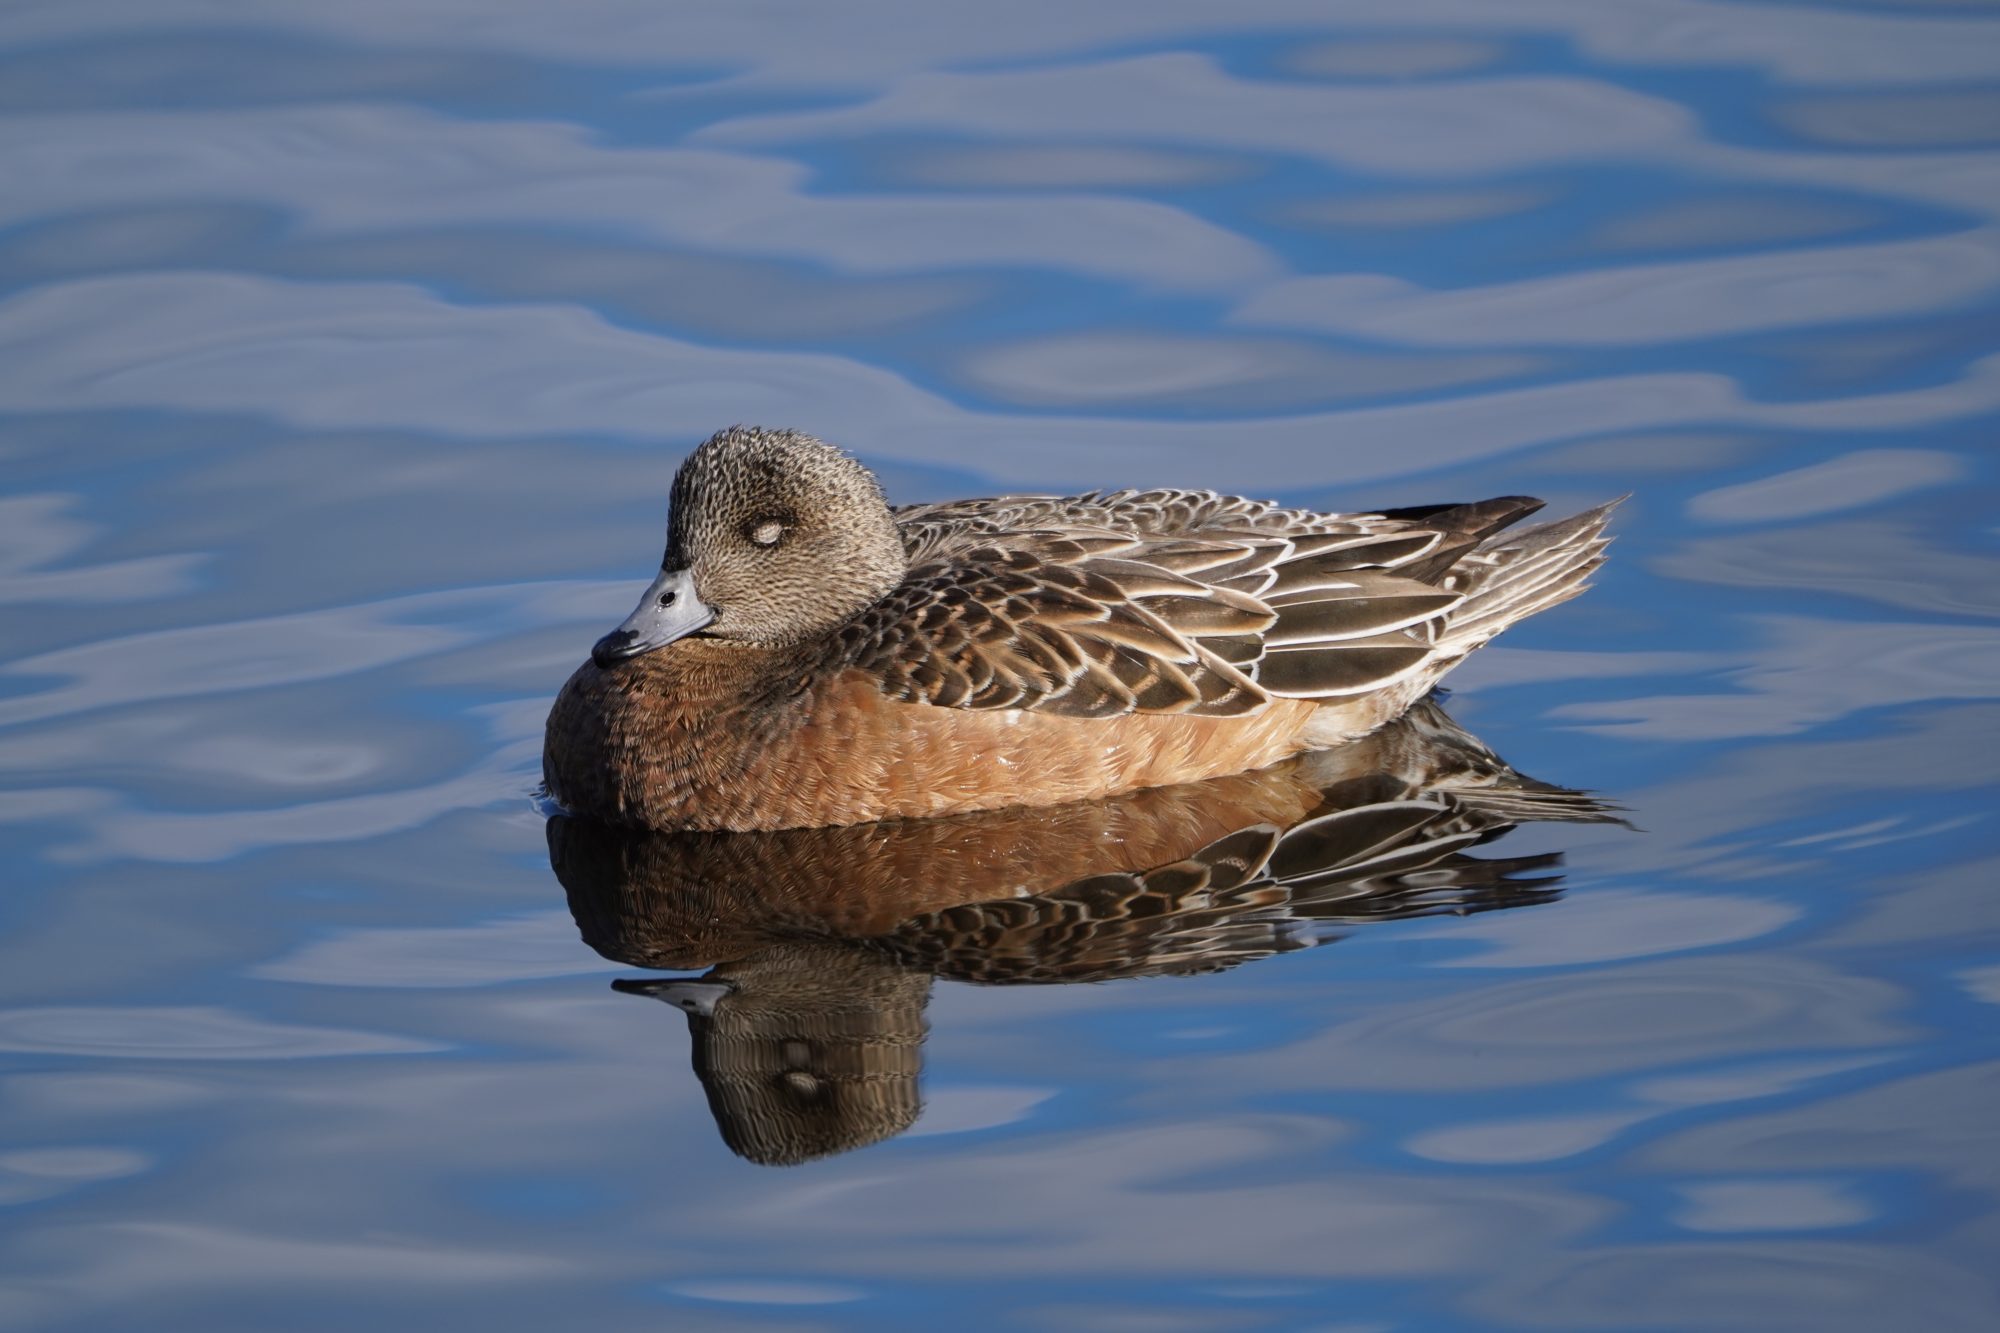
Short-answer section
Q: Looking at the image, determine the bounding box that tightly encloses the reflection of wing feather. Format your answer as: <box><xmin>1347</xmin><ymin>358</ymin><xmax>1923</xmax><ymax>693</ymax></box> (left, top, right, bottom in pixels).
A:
<box><xmin>870</xmin><ymin>772</ymin><xmax>1610</xmax><ymax>984</ymax></box>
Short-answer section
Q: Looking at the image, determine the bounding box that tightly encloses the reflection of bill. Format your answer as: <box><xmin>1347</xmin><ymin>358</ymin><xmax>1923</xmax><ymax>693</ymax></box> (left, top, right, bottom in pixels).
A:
<box><xmin>550</xmin><ymin>699</ymin><xmax>1619</xmax><ymax>1166</ymax></box>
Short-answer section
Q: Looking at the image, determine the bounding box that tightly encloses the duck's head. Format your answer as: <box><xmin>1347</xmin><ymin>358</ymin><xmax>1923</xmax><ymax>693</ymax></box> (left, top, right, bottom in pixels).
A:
<box><xmin>592</xmin><ymin>427</ymin><xmax>906</xmax><ymax>666</ymax></box>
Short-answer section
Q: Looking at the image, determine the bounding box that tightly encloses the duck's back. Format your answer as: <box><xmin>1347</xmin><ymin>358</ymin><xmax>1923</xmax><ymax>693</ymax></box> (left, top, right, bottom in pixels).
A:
<box><xmin>893</xmin><ymin>487</ymin><xmax>1389</xmax><ymax>558</ymax></box>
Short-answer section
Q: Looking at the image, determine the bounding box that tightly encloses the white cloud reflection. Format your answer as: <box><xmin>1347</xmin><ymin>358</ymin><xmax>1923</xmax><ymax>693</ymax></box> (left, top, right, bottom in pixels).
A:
<box><xmin>0</xmin><ymin>495</ymin><xmax>206</xmax><ymax>605</ymax></box>
<box><xmin>1471</xmin><ymin>1239</ymin><xmax>1992</xmax><ymax>1331</ymax></box>
<box><xmin>0</xmin><ymin>579</ymin><xmax>620</xmax><ymax>861</ymax></box>
<box><xmin>1235</xmin><ymin>228</ymin><xmax>2000</xmax><ymax>347</ymax></box>
<box><xmin>958</xmin><ymin>331</ymin><xmax>1537</xmax><ymax>409</ymax></box>
<box><xmin>0</xmin><ymin>1146</ymin><xmax>151</xmax><ymax>1206</ymax></box>
<box><xmin>1428</xmin><ymin>890</ymin><xmax>1798</xmax><ymax>968</ymax></box>
<box><xmin>2</xmin><ymin>1</ymin><xmax>1992</xmax><ymax>87</ymax></box>
<box><xmin>0</xmin><ymin>104</ymin><xmax>1276</xmax><ymax>291</ymax></box>
<box><xmin>1211</xmin><ymin>955</ymin><xmax>1911</xmax><ymax>1092</ymax></box>
<box><xmin>1655</xmin><ymin>519</ymin><xmax>2000</xmax><ymax>620</ymax></box>
<box><xmin>1407</xmin><ymin>1112</ymin><xmax>1651</xmax><ymax>1165</ymax></box>
<box><xmin>1960</xmin><ymin>965</ymin><xmax>2000</xmax><ymax>1005</ymax></box>
<box><xmin>697</xmin><ymin>54</ymin><xmax>1693</xmax><ymax>177</ymax></box>
<box><xmin>1552</xmin><ymin>615</ymin><xmax>2000</xmax><ymax>739</ymax></box>
<box><xmin>1687</xmin><ymin>450</ymin><xmax>1966</xmax><ymax>524</ymax></box>
<box><xmin>1672</xmin><ymin>1179</ymin><xmax>1872</xmax><ymax>1232</ymax></box>
<box><xmin>9</xmin><ymin>1221</ymin><xmax>571</xmax><ymax>1301</ymax></box>
<box><xmin>255</xmin><ymin>911</ymin><xmax>615</xmax><ymax>988</ymax></box>
<box><xmin>6</xmin><ymin>272</ymin><xmax>2000</xmax><ymax>495</ymax></box>
<box><xmin>0</xmin><ymin>1007</ymin><xmax>440</xmax><ymax>1058</ymax></box>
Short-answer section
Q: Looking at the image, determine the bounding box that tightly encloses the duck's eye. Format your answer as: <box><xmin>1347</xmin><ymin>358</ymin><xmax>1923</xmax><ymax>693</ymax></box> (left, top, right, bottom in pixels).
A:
<box><xmin>748</xmin><ymin>520</ymin><xmax>786</xmax><ymax>547</ymax></box>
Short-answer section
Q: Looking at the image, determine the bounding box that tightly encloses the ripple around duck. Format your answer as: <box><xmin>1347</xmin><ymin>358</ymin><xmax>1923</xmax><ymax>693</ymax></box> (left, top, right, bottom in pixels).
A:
<box><xmin>6</xmin><ymin>0</ymin><xmax>2000</xmax><ymax>84</ymax></box>
<box><xmin>0</xmin><ymin>104</ymin><xmax>1279</xmax><ymax>290</ymax></box>
<box><xmin>1550</xmin><ymin>614</ymin><xmax>2000</xmax><ymax>740</ymax></box>
<box><xmin>1423</xmin><ymin>888</ymin><xmax>1799</xmax><ymax>968</ymax></box>
<box><xmin>1470</xmin><ymin>1241</ymin><xmax>1997</xmax><ymax>1332</ymax></box>
<box><xmin>1215</xmin><ymin>955</ymin><xmax>1912</xmax><ymax>1091</ymax></box>
<box><xmin>1686</xmin><ymin>449</ymin><xmax>1965</xmax><ymax>522</ymax></box>
<box><xmin>694</xmin><ymin>56</ymin><xmax>1697</xmax><ymax>175</ymax></box>
<box><xmin>6</xmin><ymin>273</ymin><xmax>2000</xmax><ymax>494</ymax></box>
<box><xmin>0</xmin><ymin>1146</ymin><xmax>152</xmax><ymax>1205</ymax></box>
<box><xmin>0</xmin><ymin>579</ymin><xmax>628</xmax><ymax>728</ymax></box>
<box><xmin>1233</xmin><ymin>228</ymin><xmax>2000</xmax><ymax>347</ymax></box>
<box><xmin>0</xmin><ymin>1006</ymin><xmax>441</xmax><ymax>1058</ymax></box>
<box><xmin>253</xmin><ymin>910</ymin><xmax>615</xmax><ymax>988</ymax></box>
<box><xmin>1655</xmin><ymin>519</ymin><xmax>2000</xmax><ymax>618</ymax></box>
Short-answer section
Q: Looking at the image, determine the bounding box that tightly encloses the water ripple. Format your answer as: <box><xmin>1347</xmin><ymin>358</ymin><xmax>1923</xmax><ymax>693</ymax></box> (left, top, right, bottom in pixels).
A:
<box><xmin>1</xmin><ymin>3</ymin><xmax>1996</xmax><ymax>1328</ymax></box>
<box><xmin>6</xmin><ymin>273</ymin><xmax>2000</xmax><ymax>492</ymax></box>
<box><xmin>0</xmin><ymin>1007</ymin><xmax>440</xmax><ymax>1059</ymax></box>
<box><xmin>6</xmin><ymin>2</ymin><xmax>1993</xmax><ymax>85</ymax></box>
<box><xmin>1235</xmin><ymin>228</ymin><xmax>2000</xmax><ymax>347</ymax></box>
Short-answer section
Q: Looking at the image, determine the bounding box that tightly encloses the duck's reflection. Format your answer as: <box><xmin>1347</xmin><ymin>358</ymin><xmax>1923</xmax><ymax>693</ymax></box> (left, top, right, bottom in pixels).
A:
<box><xmin>549</xmin><ymin>700</ymin><xmax>1615</xmax><ymax>1165</ymax></box>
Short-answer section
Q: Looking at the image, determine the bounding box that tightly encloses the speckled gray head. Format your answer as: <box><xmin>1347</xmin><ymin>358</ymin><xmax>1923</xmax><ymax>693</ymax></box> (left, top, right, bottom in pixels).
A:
<box><xmin>591</xmin><ymin>427</ymin><xmax>907</xmax><ymax>666</ymax></box>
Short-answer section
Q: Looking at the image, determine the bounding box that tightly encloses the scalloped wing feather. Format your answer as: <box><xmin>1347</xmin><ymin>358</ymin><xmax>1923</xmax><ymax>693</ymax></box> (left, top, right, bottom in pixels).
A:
<box><xmin>855</xmin><ymin>491</ymin><xmax>1616</xmax><ymax>718</ymax></box>
<box><xmin>846</xmin><ymin>491</ymin><xmax>1548</xmax><ymax>718</ymax></box>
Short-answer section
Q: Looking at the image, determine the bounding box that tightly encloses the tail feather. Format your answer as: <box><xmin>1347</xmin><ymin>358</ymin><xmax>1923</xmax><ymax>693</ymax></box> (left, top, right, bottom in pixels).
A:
<box><xmin>1389</xmin><ymin>496</ymin><xmax>1547</xmax><ymax>584</ymax></box>
<box><xmin>1377</xmin><ymin>495</ymin><xmax>1545</xmax><ymax>541</ymax></box>
<box><xmin>1435</xmin><ymin>496</ymin><xmax>1622</xmax><ymax>655</ymax></box>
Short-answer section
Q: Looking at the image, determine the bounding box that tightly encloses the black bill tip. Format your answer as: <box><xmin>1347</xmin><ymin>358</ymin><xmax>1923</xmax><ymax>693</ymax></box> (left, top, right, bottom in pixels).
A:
<box><xmin>591</xmin><ymin>629</ymin><xmax>640</xmax><ymax>669</ymax></box>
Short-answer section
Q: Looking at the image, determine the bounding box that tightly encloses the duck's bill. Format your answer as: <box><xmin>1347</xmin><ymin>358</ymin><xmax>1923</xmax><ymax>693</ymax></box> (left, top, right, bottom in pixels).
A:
<box><xmin>591</xmin><ymin>567</ymin><xmax>716</xmax><ymax>667</ymax></box>
<box><xmin>612</xmin><ymin>977</ymin><xmax>734</xmax><ymax>1018</ymax></box>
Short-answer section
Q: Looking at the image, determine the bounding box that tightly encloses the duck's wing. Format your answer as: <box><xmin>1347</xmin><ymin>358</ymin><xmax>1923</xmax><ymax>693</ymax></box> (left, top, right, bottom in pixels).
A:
<box><xmin>850</xmin><ymin>491</ymin><xmax>1575</xmax><ymax>717</ymax></box>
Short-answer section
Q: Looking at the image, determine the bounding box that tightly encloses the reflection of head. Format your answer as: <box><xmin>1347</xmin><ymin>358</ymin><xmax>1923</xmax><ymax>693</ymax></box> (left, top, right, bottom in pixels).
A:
<box><xmin>625</xmin><ymin>942</ymin><xmax>930</xmax><ymax>1167</ymax></box>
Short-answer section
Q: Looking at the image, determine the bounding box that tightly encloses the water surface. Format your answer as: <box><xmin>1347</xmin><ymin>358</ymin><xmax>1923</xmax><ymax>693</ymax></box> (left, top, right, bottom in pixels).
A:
<box><xmin>3</xmin><ymin>4</ymin><xmax>1998</xmax><ymax>1329</ymax></box>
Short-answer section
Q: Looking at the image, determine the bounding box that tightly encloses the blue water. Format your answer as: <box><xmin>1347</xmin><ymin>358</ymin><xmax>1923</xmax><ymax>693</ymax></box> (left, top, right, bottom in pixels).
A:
<box><xmin>3</xmin><ymin>4</ymin><xmax>1999</xmax><ymax>1329</ymax></box>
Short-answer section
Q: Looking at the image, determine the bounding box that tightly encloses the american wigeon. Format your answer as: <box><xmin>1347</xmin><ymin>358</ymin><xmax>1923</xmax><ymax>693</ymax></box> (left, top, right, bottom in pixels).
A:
<box><xmin>543</xmin><ymin>426</ymin><xmax>1616</xmax><ymax>831</ymax></box>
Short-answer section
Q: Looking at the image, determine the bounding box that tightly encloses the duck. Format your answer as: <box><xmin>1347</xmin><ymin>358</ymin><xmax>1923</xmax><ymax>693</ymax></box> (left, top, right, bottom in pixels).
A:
<box><xmin>543</xmin><ymin>426</ymin><xmax>1617</xmax><ymax>832</ymax></box>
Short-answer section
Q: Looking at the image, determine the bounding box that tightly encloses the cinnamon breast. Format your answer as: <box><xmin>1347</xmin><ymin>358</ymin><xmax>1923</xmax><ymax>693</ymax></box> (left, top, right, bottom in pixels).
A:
<box><xmin>543</xmin><ymin>642</ymin><xmax>1324</xmax><ymax>831</ymax></box>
